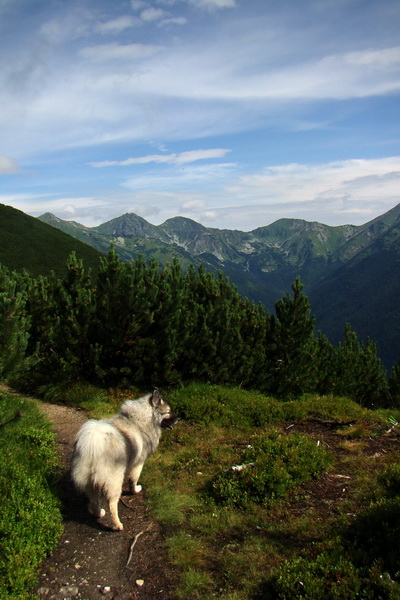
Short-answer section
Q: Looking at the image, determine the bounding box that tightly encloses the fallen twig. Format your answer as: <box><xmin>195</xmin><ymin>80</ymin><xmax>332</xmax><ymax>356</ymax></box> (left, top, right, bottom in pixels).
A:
<box><xmin>125</xmin><ymin>524</ymin><xmax>153</xmax><ymax>569</ymax></box>
<box><xmin>120</xmin><ymin>497</ymin><xmax>134</xmax><ymax>510</ymax></box>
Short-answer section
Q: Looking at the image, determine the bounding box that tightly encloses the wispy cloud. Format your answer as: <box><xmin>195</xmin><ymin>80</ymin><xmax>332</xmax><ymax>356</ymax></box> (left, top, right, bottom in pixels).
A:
<box><xmin>0</xmin><ymin>155</ymin><xmax>20</xmax><ymax>174</ymax></box>
<box><xmin>224</xmin><ymin>157</ymin><xmax>400</xmax><ymax>224</ymax></box>
<box><xmin>96</xmin><ymin>16</ymin><xmax>139</xmax><ymax>34</ymax></box>
<box><xmin>188</xmin><ymin>0</ymin><xmax>236</xmax><ymax>10</ymax></box>
<box><xmin>79</xmin><ymin>42</ymin><xmax>165</xmax><ymax>62</ymax></box>
<box><xmin>89</xmin><ymin>148</ymin><xmax>231</xmax><ymax>167</ymax></box>
<box><xmin>140</xmin><ymin>7</ymin><xmax>167</xmax><ymax>21</ymax></box>
<box><xmin>158</xmin><ymin>16</ymin><xmax>187</xmax><ymax>27</ymax></box>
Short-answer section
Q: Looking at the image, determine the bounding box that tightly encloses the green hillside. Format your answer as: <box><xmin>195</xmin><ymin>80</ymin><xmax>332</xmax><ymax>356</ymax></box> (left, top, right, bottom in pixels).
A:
<box><xmin>0</xmin><ymin>204</ymin><xmax>103</xmax><ymax>277</ymax></box>
<box><xmin>311</xmin><ymin>217</ymin><xmax>400</xmax><ymax>369</ymax></box>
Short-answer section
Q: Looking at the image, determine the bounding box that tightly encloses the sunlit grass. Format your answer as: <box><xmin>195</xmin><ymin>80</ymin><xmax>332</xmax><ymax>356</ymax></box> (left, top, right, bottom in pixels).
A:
<box><xmin>141</xmin><ymin>384</ymin><xmax>400</xmax><ymax>599</ymax></box>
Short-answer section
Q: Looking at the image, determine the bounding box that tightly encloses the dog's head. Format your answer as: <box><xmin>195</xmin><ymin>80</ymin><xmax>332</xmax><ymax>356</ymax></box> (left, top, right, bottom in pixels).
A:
<box><xmin>150</xmin><ymin>388</ymin><xmax>179</xmax><ymax>430</ymax></box>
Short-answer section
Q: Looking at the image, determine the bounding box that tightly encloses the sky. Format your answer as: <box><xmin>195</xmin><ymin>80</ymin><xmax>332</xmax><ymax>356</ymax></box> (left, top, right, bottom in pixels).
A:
<box><xmin>1</xmin><ymin>0</ymin><xmax>400</xmax><ymax>231</ymax></box>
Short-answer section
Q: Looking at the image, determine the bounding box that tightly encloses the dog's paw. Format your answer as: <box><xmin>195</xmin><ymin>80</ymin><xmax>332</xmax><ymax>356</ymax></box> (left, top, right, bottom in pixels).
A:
<box><xmin>134</xmin><ymin>484</ymin><xmax>142</xmax><ymax>494</ymax></box>
<box><xmin>89</xmin><ymin>504</ymin><xmax>106</xmax><ymax>518</ymax></box>
<box><xmin>112</xmin><ymin>522</ymin><xmax>124</xmax><ymax>531</ymax></box>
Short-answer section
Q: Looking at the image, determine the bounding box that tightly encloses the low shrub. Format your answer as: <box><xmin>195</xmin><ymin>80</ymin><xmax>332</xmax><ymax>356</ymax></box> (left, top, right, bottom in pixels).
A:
<box><xmin>345</xmin><ymin>497</ymin><xmax>400</xmax><ymax>577</ymax></box>
<box><xmin>290</xmin><ymin>394</ymin><xmax>376</xmax><ymax>423</ymax></box>
<box><xmin>270</xmin><ymin>548</ymin><xmax>361</xmax><ymax>600</ymax></box>
<box><xmin>210</xmin><ymin>429</ymin><xmax>332</xmax><ymax>508</ymax></box>
<box><xmin>170</xmin><ymin>384</ymin><xmax>286</xmax><ymax>428</ymax></box>
<box><xmin>375</xmin><ymin>461</ymin><xmax>400</xmax><ymax>499</ymax></box>
<box><xmin>169</xmin><ymin>385</ymin><xmax>386</xmax><ymax>432</ymax></box>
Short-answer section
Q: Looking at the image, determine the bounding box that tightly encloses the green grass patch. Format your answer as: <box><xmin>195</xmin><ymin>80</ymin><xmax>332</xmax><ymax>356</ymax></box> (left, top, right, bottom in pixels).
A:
<box><xmin>142</xmin><ymin>383</ymin><xmax>400</xmax><ymax>599</ymax></box>
<box><xmin>210</xmin><ymin>429</ymin><xmax>331</xmax><ymax>508</ymax></box>
<box><xmin>270</xmin><ymin>545</ymin><xmax>361</xmax><ymax>600</ymax></box>
<box><xmin>0</xmin><ymin>390</ymin><xmax>63</xmax><ymax>599</ymax></box>
<box><xmin>170</xmin><ymin>383</ymin><xmax>286</xmax><ymax>428</ymax></box>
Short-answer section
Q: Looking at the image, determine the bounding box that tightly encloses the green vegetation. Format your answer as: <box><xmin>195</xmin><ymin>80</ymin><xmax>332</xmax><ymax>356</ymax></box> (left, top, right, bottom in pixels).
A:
<box><xmin>1</xmin><ymin>243</ymin><xmax>400</xmax><ymax>598</ymax></box>
<box><xmin>210</xmin><ymin>429</ymin><xmax>331</xmax><ymax>508</ymax></box>
<box><xmin>0</xmin><ymin>390</ymin><xmax>62</xmax><ymax>599</ymax></box>
<box><xmin>0</xmin><ymin>248</ymin><xmax>397</xmax><ymax>408</ymax></box>
<box><xmin>0</xmin><ymin>204</ymin><xmax>102</xmax><ymax>278</ymax></box>
<box><xmin>140</xmin><ymin>383</ymin><xmax>400</xmax><ymax>599</ymax></box>
<box><xmin>1</xmin><ymin>378</ymin><xmax>400</xmax><ymax>599</ymax></box>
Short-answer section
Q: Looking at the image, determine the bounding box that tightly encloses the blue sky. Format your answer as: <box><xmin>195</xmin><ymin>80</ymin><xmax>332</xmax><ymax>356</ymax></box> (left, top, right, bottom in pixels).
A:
<box><xmin>1</xmin><ymin>0</ymin><xmax>400</xmax><ymax>231</ymax></box>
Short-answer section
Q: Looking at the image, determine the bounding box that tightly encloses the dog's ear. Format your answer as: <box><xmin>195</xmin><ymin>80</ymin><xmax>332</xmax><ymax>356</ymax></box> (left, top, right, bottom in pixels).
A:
<box><xmin>150</xmin><ymin>388</ymin><xmax>161</xmax><ymax>407</ymax></box>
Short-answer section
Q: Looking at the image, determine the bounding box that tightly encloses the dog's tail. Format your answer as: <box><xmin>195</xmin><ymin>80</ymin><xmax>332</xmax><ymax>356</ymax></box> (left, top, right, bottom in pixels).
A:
<box><xmin>71</xmin><ymin>420</ymin><xmax>126</xmax><ymax>495</ymax></box>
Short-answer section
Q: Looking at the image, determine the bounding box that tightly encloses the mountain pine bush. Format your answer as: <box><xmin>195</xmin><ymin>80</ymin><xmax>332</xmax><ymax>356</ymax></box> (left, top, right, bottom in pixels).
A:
<box><xmin>0</xmin><ymin>250</ymin><xmax>392</xmax><ymax>406</ymax></box>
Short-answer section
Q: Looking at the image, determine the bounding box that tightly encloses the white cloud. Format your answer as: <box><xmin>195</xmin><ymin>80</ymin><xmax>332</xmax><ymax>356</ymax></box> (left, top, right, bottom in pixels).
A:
<box><xmin>344</xmin><ymin>46</ymin><xmax>400</xmax><ymax>69</ymax></box>
<box><xmin>188</xmin><ymin>0</ymin><xmax>236</xmax><ymax>9</ymax></box>
<box><xmin>226</xmin><ymin>157</ymin><xmax>400</xmax><ymax>222</ymax></box>
<box><xmin>96</xmin><ymin>16</ymin><xmax>139</xmax><ymax>34</ymax></box>
<box><xmin>158</xmin><ymin>17</ymin><xmax>187</xmax><ymax>26</ymax></box>
<box><xmin>89</xmin><ymin>148</ymin><xmax>231</xmax><ymax>167</ymax></box>
<box><xmin>2</xmin><ymin>0</ymin><xmax>400</xmax><ymax>159</ymax></box>
<box><xmin>140</xmin><ymin>7</ymin><xmax>167</xmax><ymax>22</ymax></box>
<box><xmin>181</xmin><ymin>199</ymin><xmax>207</xmax><ymax>210</ymax></box>
<box><xmin>0</xmin><ymin>195</ymin><xmax>101</xmax><ymax>218</ymax></box>
<box><xmin>176</xmin><ymin>149</ymin><xmax>231</xmax><ymax>164</ymax></box>
<box><xmin>79</xmin><ymin>42</ymin><xmax>165</xmax><ymax>62</ymax></box>
<box><xmin>126</xmin><ymin>204</ymin><xmax>161</xmax><ymax>218</ymax></box>
<box><xmin>131</xmin><ymin>0</ymin><xmax>147</xmax><ymax>10</ymax></box>
<box><xmin>0</xmin><ymin>155</ymin><xmax>20</xmax><ymax>174</ymax></box>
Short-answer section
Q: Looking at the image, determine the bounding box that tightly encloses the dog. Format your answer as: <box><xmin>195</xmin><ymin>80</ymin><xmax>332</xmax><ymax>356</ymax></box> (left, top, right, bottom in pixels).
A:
<box><xmin>71</xmin><ymin>388</ymin><xmax>177</xmax><ymax>531</ymax></box>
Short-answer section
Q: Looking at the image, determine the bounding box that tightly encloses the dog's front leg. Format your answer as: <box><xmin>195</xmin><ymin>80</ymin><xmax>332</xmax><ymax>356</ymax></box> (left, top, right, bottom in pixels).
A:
<box><xmin>129</xmin><ymin>462</ymin><xmax>145</xmax><ymax>494</ymax></box>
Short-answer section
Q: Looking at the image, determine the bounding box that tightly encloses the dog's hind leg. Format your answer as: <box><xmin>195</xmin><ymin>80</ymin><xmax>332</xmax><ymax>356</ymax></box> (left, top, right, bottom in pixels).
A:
<box><xmin>86</xmin><ymin>488</ymin><xmax>106</xmax><ymax>518</ymax></box>
<box><xmin>108</xmin><ymin>496</ymin><xmax>123</xmax><ymax>531</ymax></box>
<box><xmin>128</xmin><ymin>462</ymin><xmax>145</xmax><ymax>494</ymax></box>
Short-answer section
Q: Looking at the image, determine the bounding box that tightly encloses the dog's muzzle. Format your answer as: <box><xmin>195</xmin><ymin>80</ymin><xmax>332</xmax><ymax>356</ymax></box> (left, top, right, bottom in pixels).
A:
<box><xmin>161</xmin><ymin>414</ymin><xmax>179</xmax><ymax>430</ymax></box>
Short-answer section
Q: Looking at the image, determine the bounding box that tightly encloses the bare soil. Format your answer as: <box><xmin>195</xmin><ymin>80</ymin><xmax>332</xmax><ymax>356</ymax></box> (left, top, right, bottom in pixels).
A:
<box><xmin>34</xmin><ymin>402</ymin><xmax>179</xmax><ymax>600</ymax></box>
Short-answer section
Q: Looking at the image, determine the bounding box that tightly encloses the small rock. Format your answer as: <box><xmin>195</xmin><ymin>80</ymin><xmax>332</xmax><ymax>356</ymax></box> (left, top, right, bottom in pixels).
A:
<box><xmin>58</xmin><ymin>585</ymin><xmax>79</xmax><ymax>597</ymax></box>
<box><xmin>100</xmin><ymin>586</ymin><xmax>111</xmax><ymax>594</ymax></box>
<box><xmin>136</xmin><ymin>579</ymin><xmax>145</xmax><ymax>587</ymax></box>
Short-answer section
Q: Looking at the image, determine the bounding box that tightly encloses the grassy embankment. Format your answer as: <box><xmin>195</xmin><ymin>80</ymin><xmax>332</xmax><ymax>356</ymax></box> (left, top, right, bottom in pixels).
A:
<box><xmin>0</xmin><ymin>390</ymin><xmax>62</xmax><ymax>599</ymax></box>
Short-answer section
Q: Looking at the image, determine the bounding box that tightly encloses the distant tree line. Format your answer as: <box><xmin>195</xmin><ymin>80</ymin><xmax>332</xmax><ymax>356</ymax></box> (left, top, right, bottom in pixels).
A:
<box><xmin>0</xmin><ymin>247</ymin><xmax>397</xmax><ymax>407</ymax></box>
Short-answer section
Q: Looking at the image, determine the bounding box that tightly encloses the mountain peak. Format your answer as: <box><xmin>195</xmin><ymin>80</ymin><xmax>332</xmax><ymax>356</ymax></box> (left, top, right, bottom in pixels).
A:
<box><xmin>93</xmin><ymin>213</ymin><xmax>166</xmax><ymax>240</ymax></box>
<box><xmin>160</xmin><ymin>216</ymin><xmax>207</xmax><ymax>233</ymax></box>
<box><xmin>39</xmin><ymin>212</ymin><xmax>63</xmax><ymax>222</ymax></box>
<box><xmin>39</xmin><ymin>212</ymin><xmax>88</xmax><ymax>230</ymax></box>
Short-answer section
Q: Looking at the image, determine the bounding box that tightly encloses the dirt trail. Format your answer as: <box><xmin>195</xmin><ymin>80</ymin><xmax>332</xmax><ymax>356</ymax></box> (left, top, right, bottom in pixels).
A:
<box><xmin>34</xmin><ymin>402</ymin><xmax>179</xmax><ymax>600</ymax></box>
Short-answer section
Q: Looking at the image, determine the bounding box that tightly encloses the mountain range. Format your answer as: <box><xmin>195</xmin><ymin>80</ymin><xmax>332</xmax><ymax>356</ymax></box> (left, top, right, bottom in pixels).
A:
<box><xmin>1</xmin><ymin>201</ymin><xmax>399</xmax><ymax>371</ymax></box>
<box><xmin>38</xmin><ymin>204</ymin><xmax>400</xmax><ymax>371</ymax></box>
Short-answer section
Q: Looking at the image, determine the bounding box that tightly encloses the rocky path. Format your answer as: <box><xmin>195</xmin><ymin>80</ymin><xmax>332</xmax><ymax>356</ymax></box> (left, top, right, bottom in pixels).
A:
<box><xmin>35</xmin><ymin>402</ymin><xmax>178</xmax><ymax>600</ymax></box>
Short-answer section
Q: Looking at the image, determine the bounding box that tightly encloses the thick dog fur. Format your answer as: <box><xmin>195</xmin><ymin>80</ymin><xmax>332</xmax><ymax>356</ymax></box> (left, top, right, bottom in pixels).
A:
<box><xmin>71</xmin><ymin>389</ymin><xmax>177</xmax><ymax>530</ymax></box>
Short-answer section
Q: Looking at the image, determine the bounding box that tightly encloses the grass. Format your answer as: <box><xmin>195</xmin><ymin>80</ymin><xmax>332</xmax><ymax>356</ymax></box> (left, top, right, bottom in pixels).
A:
<box><xmin>0</xmin><ymin>390</ymin><xmax>63</xmax><ymax>599</ymax></box>
<box><xmin>140</xmin><ymin>383</ymin><xmax>400</xmax><ymax>599</ymax></box>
